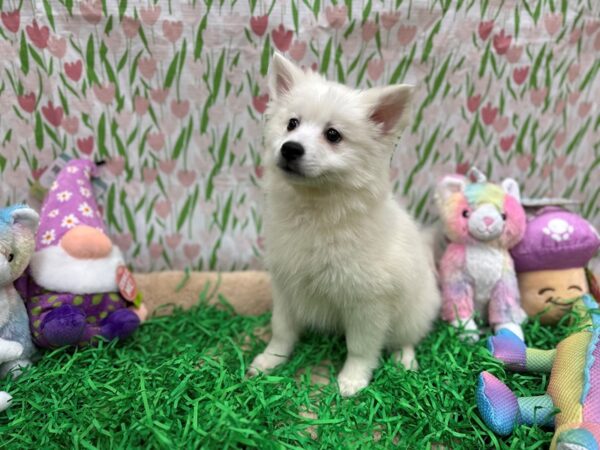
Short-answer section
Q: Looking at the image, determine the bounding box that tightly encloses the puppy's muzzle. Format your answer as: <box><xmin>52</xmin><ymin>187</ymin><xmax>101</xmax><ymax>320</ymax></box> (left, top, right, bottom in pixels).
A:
<box><xmin>278</xmin><ymin>141</ymin><xmax>305</xmax><ymax>175</ymax></box>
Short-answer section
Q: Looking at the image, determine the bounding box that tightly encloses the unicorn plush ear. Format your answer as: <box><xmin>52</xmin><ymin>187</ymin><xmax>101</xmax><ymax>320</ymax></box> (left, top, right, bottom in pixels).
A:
<box><xmin>436</xmin><ymin>175</ymin><xmax>467</xmax><ymax>202</ymax></box>
<box><xmin>268</xmin><ymin>52</ymin><xmax>304</xmax><ymax>99</ymax></box>
<box><xmin>10</xmin><ymin>207</ymin><xmax>39</xmax><ymax>234</ymax></box>
<box><xmin>501</xmin><ymin>178</ymin><xmax>521</xmax><ymax>202</ymax></box>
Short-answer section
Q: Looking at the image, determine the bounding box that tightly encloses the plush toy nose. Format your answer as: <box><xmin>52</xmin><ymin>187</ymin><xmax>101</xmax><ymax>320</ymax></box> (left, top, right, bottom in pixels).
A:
<box><xmin>60</xmin><ymin>225</ymin><xmax>113</xmax><ymax>259</ymax></box>
<box><xmin>483</xmin><ymin>217</ymin><xmax>494</xmax><ymax>227</ymax></box>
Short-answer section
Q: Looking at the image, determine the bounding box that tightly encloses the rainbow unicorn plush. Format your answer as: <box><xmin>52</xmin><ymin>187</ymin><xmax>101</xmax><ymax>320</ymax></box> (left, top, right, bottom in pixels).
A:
<box><xmin>435</xmin><ymin>168</ymin><xmax>527</xmax><ymax>342</ymax></box>
<box><xmin>478</xmin><ymin>294</ymin><xmax>600</xmax><ymax>449</ymax></box>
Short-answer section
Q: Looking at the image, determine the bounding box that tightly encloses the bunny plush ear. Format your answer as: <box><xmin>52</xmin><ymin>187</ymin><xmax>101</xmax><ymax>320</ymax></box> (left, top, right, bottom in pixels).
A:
<box><xmin>436</xmin><ymin>175</ymin><xmax>467</xmax><ymax>202</ymax></box>
<box><xmin>10</xmin><ymin>207</ymin><xmax>39</xmax><ymax>233</ymax></box>
<box><xmin>268</xmin><ymin>52</ymin><xmax>304</xmax><ymax>99</ymax></box>
<box><xmin>467</xmin><ymin>167</ymin><xmax>487</xmax><ymax>183</ymax></box>
<box><xmin>501</xmin><ymin>178</ymin><xmax>521</xmax><ymax>202</ymax></box>
<box><xmin>361</xmin><ymin>84</ymin><xmax>414</xmax><ymax>135</ymax></box>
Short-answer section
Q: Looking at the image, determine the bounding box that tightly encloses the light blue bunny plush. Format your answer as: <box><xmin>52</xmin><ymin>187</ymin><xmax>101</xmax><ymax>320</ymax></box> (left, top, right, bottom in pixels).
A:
<box><xmin>0</xmin><ymin>205</ymin><xmax>39</xmax><ymax>411</ymax></box>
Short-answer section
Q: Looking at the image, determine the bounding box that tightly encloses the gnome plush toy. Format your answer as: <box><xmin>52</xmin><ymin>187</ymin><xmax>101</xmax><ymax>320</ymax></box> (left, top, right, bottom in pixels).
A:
<box><xmin>15</xmin><ymin>159</ymin><xmax>147</xmax><ymax>348</ymax></box>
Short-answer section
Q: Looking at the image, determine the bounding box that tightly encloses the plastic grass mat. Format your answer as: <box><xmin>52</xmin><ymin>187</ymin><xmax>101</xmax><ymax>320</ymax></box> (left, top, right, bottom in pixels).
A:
<box><xmin>1</xmin><ymin>299</ymin><xmax>573</xmax><ymax>449</ymax></box>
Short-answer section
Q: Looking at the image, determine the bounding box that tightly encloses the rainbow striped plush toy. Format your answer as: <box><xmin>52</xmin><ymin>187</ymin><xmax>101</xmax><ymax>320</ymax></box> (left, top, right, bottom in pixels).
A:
<box><xmin>477</xmin><ymin>293</ymin><xmax>600</xmax><ymax>449</ymax></box>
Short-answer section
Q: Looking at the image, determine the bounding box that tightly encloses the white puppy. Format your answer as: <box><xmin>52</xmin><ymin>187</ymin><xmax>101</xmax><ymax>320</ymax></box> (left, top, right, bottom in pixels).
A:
<box><xmin>248</xmin><ymin>53</ymin><xmax>441</xmax><ymax>397</ymax></box>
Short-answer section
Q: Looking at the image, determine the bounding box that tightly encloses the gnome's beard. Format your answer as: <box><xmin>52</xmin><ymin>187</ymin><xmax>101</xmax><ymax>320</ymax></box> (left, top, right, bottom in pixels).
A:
<box><xmin>30</xmin><ymin>244</ymin><xmax>125</xmax><ymax>295</ymax></box>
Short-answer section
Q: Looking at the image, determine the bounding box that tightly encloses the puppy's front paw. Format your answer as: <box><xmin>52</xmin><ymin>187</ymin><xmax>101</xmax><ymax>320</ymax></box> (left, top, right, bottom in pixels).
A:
<box><xmin>0</xmin><ymin>341</ymin><xmax>23</xmax><ymax>363</ymax></box>
<box><xmin>0</xmin><ymin>391</ymin><xmax>12</xmax><ymax>412</ymax></box>
<box><xmin>392</xmin><ymin>348</ymin><xmax>419</xmax><ymax>371</ymax></box>
<box><xmin>246</xmin><ymin>352</ymin><xmax>287</xmax><ymax>377</ymax></box>
<box><xmin>337</xmin><ymin>374</ymin><xmax>369</xmax><ymax>397</ymax></box>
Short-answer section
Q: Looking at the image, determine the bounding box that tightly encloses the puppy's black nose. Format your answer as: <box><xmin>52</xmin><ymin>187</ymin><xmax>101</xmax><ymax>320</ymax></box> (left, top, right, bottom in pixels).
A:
<box><xmin>280</xmin><ymin>141</ymin><xmax>304</xmax><ymax>162</ymax></box>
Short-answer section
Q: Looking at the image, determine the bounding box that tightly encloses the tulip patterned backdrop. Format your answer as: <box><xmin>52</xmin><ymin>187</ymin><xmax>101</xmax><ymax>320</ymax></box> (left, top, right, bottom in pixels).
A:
<box><xmin>0</xmin><ymin>0</ymin><xmax>599</xmax><ymax>272</ymax></box>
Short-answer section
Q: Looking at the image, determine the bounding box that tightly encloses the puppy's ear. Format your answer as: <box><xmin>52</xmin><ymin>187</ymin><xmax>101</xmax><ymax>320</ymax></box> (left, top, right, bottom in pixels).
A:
<box><xmin>362</xmin><ymin>84</ymin><xmax>414</xmax><ymax>134</ymax></box>
<box><xmin>501</xmin><ymin>178</ymin><xmax>521</xmax><ymax>202</ymax></box>
<box><xmin>268</xmin><ymin>52</ymin><xmax>303</xmax><ymax>99</ymax></box>
<box><xmin>436</xmin><ymin>175</ymin><xmax>467</xmax><ymax>202</ymax></box>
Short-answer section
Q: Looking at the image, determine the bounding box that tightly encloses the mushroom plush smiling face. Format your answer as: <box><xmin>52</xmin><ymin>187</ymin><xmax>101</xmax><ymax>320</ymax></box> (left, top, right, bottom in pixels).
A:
<box><xmin>510</xmin><ymin>207</ymin><xmax>600</xmax><ymax>325</ymax></box>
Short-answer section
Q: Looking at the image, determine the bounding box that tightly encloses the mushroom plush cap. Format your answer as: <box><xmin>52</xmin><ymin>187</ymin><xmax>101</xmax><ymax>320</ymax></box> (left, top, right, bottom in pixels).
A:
<box><xmin>510</xmin><ymin>207</ymin><xmax>600</xmax><ymax>273</ymax></box>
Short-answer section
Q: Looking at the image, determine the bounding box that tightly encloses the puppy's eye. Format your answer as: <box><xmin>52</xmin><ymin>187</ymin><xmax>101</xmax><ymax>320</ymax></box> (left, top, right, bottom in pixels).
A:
<box><xmin>462</xmin><ymin>210</ymin><xmax>470</xmax><ymax>218</ymax></box>
<box><xmin>501</xmin><ymin>213</ymin><xmax>507</xmax><ymax>221</ymax></box>
<box><xmin>7</xmin><ymin>253</ymin><xmax>14</xmax><ymax>263</ymax></box>
<box><xmin>287</xmin><ymin>118</ymin><xmax>299</xmax><ymax>132</ymax></box>
<box><xmin>325</xmin><ymin>128</ymin><xmax>342</xmax><ymax>143</ymax></box>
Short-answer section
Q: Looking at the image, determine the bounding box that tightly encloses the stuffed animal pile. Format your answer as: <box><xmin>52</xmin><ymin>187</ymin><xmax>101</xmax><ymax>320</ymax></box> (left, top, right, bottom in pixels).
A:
<box><xmin>476</xmin><ymin>203</ymin><xmax>600</xmax><ymax>449</ymax></box>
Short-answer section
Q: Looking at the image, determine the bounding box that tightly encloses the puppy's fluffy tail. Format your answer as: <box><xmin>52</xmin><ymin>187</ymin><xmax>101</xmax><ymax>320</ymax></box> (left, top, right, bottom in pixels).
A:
<box><xmin>420</xmin><ymin>223</ymin><xmax>445</xmax><ymax>275</ymax></box>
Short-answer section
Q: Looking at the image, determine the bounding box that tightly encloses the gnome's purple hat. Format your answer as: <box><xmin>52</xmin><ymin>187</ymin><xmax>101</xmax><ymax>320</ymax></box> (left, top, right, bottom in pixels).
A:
<box><xmin>510</xmin><ymin>207</ymin><xmax>600</xmax><ymax>273</ymax></box>
<box><xmin>37</xmin><ymin>159</ymin><xmax>106</xmax><ymax>251</ymax></box>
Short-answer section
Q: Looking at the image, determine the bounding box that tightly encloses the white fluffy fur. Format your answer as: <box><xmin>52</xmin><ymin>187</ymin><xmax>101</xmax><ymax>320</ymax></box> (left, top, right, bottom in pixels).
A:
<box><xmin>248</xmin><ymin>54</ymin><xmax>441</xmax><ymax>396</ymax></box>
<box><xmin>30</xmin><ymin>244</ymin><xmax>124</xmax><ymax>294</ymax></box>
<box><xmin>0</xmin><ymin>391</ymin><xmax>11</xmax><ymax>412</ymax></box>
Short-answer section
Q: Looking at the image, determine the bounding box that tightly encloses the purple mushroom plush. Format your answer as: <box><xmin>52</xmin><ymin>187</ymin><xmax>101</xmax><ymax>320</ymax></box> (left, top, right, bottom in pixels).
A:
<box><xmin>510</xmin><ymin>207</ymin><xmax>600</xmax><ymax>324</ymax></box>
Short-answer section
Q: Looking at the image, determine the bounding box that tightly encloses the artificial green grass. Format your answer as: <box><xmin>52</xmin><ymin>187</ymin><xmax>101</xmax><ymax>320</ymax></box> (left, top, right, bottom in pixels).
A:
<box><xmin>1</xmin><ymin>298</ymin><xmax>574</xmax><ymax>449</ymax></box>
